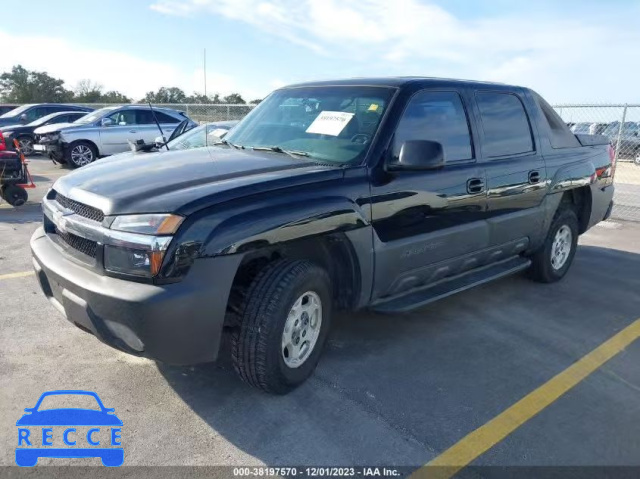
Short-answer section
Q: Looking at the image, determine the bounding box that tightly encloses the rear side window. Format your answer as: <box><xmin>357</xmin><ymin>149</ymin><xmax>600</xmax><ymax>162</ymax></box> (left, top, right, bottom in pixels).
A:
<box><xmin>137</xmin><ymin>110</ymin><xmax>180</xmax><ymax>124</ymax></box>
<box><xmin>534</xmin><ymin>93</ymin><xmax>580</xmax><ymax>149</ymax></box>
<box><xmin>476</xmin><ymin>92</ymin><xmax>533</xmax><ymax>157</ymax></box>
<box><xmin>393</xmin><ymin>91</ymin><xmax>473</xmax><ymax>162</ymax></box>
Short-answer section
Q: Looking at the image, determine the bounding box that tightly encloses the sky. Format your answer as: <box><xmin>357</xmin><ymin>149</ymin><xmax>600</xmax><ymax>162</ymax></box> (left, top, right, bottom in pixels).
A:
<box><xmin>0</xmin><ymin>0</ymin><xmax>638</xmax><ymax>103</ymax></box>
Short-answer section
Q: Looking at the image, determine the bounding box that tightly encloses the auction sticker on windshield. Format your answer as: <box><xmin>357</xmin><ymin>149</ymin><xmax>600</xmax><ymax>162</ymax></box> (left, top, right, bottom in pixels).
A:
<box><xmin>306</xmin><ymin>111</ymin><xmax>354</xmax><ymax>136</ymax></box>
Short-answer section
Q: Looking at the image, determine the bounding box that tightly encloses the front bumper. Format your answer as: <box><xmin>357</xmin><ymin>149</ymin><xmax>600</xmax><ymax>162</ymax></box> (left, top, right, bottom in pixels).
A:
<box><xmin>31</xmin><ymin>227</ymin><xmax>242</xmax><ymax>365</ymax></box>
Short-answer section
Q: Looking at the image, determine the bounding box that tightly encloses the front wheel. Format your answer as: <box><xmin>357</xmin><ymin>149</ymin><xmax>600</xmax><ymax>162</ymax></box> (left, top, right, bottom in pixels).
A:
<box><xmin>232</xmin><ymin>259</ymin><xmax>332</xmax><ymax>394</ymax></box>
<box><xmin>529</xmin><ymin>207</ymin><xmax>579</xmax><ymax>283</ymax></box>
<box><xmin>17</xmin><ymin>136</ymin><xmax>34</xmax><ymax>156</ymax></box>
<box><xmin>67</xmin><ymin>141</ymin><xmax>97</xmax><ymax>168</ymax></box>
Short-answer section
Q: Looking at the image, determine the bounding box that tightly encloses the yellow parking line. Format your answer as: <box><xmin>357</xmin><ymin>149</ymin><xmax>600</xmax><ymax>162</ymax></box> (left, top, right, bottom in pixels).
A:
<box><xmin>414</xmin><ymin>318</ymin><xmax>640</xmax><ymax>479</ymax></box>
<box><xmin>0</xmin><ymin>271</ymin><xmax>34</xmax><ymax>281</ymax></box>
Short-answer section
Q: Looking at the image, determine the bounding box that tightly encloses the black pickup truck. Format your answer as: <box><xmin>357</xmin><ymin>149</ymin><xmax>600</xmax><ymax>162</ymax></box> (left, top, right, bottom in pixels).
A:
<box><xmin>31</xmin><ymin>78</ymin><xmax>615</xmax><ymax>394</ymax></box>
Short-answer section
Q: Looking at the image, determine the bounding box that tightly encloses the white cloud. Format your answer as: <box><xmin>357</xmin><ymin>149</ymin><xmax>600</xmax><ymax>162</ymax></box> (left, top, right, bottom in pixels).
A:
<box><xmin>149</xmin><ymin>0</ymin><xmax>640</xmax><ymax>102</ymax></box>
<box><xmin>0</xmin><ymin>30</ymin><xmax>240</xmax><ymax>100</ymax></box>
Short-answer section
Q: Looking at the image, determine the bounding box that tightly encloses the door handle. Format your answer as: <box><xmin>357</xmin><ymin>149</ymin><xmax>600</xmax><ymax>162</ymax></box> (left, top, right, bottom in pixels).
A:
<box><xmin>529</xmin><ymin>170</ymin><xmax>541</xmax><ymax>184</ymax></box>
<box><xmin>129</xmin><ymin>130</ymin><xmax>137</xmax><ymax>133</ymax></box>
<box><xmin>467</xmin><ymin>178</ymin><xmax>485</xmax><ymax>194</ymax></box>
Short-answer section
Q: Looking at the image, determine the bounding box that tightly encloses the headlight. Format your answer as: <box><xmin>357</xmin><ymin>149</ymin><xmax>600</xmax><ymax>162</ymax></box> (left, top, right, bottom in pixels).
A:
<box><xmin>104</xmin><ymin>245</ymin><xmax>166</xmax><ymax>277</ymax></box>
<box><xmin>104</xmin><ymin>214</ymin><xmax>184</xmax><ymax>277</ymax></box>
<box><xmin>110</xmin><ymin>214</ymin><xmax>183</xmax><ymax>235</ymax></box>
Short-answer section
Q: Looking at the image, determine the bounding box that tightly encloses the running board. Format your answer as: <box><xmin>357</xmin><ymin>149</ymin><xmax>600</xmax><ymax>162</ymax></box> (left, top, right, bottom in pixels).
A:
<box><xmin>371</xmin><ymin>256</ymin><xmax>531</xmax><ymax>313</ymax></box>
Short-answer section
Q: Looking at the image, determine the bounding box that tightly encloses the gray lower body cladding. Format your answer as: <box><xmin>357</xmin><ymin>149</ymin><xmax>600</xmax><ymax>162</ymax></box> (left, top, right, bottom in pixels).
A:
<box><xmin>30</xmin><ymin>227</ymin><xmax>241</xmax><ymax>365</ymax></box>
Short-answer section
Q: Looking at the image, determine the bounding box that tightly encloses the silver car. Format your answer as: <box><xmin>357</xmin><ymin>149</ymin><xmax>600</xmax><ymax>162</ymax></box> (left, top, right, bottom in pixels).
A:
<box><xmin>34</xmin><ymin>105</ymin><xmax>194</xmax><ymax>167</ymax></box>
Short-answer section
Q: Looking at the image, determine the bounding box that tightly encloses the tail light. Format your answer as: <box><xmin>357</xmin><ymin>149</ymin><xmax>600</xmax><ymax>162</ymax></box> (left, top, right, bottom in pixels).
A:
<box><xmin>608</xmin><ymin>143</ymin><xmax>617</xmax><ymax>178</ymax></box>
<box><xmin>0</xmin><ymin>130</ymin><xmax>5</xmax><ymax>151</ymax></box>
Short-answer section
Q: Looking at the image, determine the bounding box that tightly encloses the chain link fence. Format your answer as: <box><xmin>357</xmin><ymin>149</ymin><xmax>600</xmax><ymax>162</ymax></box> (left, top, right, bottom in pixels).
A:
<box><xmin>75</xmin><ymin>103</ymin><xmax>256</xmax><ymax>123</ymax></box>
<box><xmin>553</xmin><ymin>104</ymin><xmax>640</xmax><ymax>222</ymax></box>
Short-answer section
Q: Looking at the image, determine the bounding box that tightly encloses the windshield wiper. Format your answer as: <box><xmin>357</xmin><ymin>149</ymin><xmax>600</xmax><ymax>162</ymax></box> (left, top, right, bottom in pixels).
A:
<box><xmin>213</xmin><ymin>139</ymin><xmax>243</xmax><ymax>149</ymax></box>
<box><xmin>251</xmin><ymin>146</ymin><xmax>310</xmax><ymax>158</ymax></box>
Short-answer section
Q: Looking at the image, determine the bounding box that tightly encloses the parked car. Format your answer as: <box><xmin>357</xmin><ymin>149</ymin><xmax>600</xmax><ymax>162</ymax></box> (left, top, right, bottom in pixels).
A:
<box><xmin>0</xmin><ymin>104</ymin><xmax>92</xmax><ymax>128</ymax></box>
<box><xmin>34</xmin><ymin>105</ymin><xmax>195</xmax><ymax>167</ymax></box>
<box><xmin>2</xmin><ymin>111</ymin><xmax>92</xmax><ymax>156</ymax></box>
<box><xmin>31</xmin><ymin>78</ymin><xmax>614</xmax><ymax>394</ymax></box>
<box><xmin>602</xmin><ymin>121</ymin><xmax>640</xmax><ymax>160</ymax></box>
<box><xmin>0</xmin><ymin>104</ymin><xmax>19</xmax><ymax>116</ymax></box>
<box><xmin>111</xmin><ymin>120</ymin><xmax>239</xmax><ymax>159</ymax></box>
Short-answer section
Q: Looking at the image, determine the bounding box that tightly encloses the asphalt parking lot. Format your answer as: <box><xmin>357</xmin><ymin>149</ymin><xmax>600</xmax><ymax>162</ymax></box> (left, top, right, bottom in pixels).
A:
<box><xmin>1</xmin><ymin>156</ymin><xmax>640</xmax><ymax>477</ymax></box>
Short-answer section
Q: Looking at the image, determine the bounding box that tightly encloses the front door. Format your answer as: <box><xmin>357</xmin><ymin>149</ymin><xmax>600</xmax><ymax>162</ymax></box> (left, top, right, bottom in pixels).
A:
<box><xmin>370</xmin><ymin>89</ymin><xmax>489</xmax><ymax>301</ymax></box>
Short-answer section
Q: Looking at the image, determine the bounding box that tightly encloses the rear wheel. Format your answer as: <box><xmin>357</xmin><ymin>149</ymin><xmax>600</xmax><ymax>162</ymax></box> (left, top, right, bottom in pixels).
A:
<box><xmin>0</xmin><ymin>184</ymin><xmax>28</xmax><ymax>206</ymax></box>
<box><xmin>67</xmin><ymin>141</ymin><xmax>97</xmax><ymax>168</ymax></box>
<box><xmin>231</xmin><ymin>259</ymin><xmax>332</xmax><ymax>394</ymax></box>
<box><xmin>529</xmin><ymin>207</ymin><xmax>579</xmax><ymax>283</ymax></box>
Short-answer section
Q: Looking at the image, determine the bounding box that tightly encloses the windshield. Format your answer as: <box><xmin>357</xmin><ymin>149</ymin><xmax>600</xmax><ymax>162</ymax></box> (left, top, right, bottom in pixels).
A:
<box><xmin>0</xmin><ymin>104</ymin><xmax>34</xmax><ymax>118</ymax></box>
<box><xmin>168</xmin><ymin>123</ymin><xmax>231</xmax><ymax>150</ymax></box>
<box><xmin>73</xmin><ymin>106</ymin><xmax>119</xmax><ymax>124</ymax></box>
<box><xmin>224</xmin><ymin>86</ymin><xmax>395</xmax><ymax>164</ymax></box>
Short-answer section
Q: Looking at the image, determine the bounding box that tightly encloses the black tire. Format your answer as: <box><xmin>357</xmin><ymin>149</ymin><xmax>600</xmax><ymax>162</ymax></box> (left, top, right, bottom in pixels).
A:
<box><xmin>232</xmin><ymin>259</ymin><xmax>332</xmax><ymax>394</ymax></box>
<box><xmin>529</xmin><ymin>207</ymin><xmax>579</xmax><ymax>283</ymax></box>
<box><xmin>17</xmin><ymin>136</ymin><xmax>35</xmax><ymax>156</ymax></box>
<box><xmin>1</xmin><ymin>184</ymin><xmax>28</xmax><ymax>206</ymax></box>
<box><xmin>66</xmin><ymin>141</ymin><xmax>98</xmax><ymax>168</ymax></box>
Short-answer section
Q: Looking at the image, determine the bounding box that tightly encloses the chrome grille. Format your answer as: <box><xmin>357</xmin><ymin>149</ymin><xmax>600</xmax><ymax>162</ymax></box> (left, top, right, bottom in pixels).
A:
<box><xmin>55</xmin><ymin>192</ymin><xmax>104</xmax><ymax>223</ymax></box>
<box><xmin>55</xmin><ymin>228</ymin><xmax>98</xmax><ymax>258</ymax></box>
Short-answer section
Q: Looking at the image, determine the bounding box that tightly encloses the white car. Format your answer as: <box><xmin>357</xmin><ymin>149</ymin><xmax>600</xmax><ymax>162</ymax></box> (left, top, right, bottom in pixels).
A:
<box><xmin>34</xmin><ymin>105</ymin><xmax>195</xmax><ymax>167</ymax></box>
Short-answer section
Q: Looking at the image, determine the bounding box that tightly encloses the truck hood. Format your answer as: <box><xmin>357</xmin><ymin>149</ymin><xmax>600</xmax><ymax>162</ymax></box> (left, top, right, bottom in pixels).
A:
<box><xmin>53</xmin><ymin>146</ymin><xmax>342</xmax><ymax>216</ymax></box>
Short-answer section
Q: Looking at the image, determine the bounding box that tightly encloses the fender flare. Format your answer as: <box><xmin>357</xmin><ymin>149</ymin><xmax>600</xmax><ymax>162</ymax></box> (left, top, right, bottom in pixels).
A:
<box><xmin>201</xmin><ymin>197</ymin><xmax>369</xmax><ymax>256</ymax></box>
<box><xmin>549</xmin><ymin>160</ymin><xmax>596</xmax><ymax>193</ymax></box>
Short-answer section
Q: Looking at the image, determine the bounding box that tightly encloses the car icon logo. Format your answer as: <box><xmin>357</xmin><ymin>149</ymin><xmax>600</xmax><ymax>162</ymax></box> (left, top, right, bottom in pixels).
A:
<box><xmin>15</xmin><ymin>390</ymin><xmax>123</xmax><ymax>467</ymax></box>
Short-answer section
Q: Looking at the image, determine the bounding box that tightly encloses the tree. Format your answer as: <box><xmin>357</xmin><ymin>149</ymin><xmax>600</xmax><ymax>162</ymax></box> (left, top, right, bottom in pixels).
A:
<box><xmin>222</xmin><ymin>93</ymin><xmax>246</xmax><ymax>104</ymax></box>
<box><xmin>0</xmin><ymin>65</ymin><xmax>73</xmax><ymax>103</ymax></box>
<box><xmin>249</xmin><ymin>99</ymin><xmax>262</xmax><ymax>105</ymax></box>
<box><xmin>185</xmin><ymin>92</ymin><xmax>210</xmax><ymax>104</ymax></box>
<box><xmin>101</xmin><ymin>90</ymin><xmax>131</xmax><ymax>103</ymax></box>
<box><xmin>143</xmin><ymin>87</ymin><xmax>187</xmax><ymax>104</ymax></box>
<box><xmin>74</xmin><ymin>79</ymin><xmax>104</xmax><ymax>103</ymax></box>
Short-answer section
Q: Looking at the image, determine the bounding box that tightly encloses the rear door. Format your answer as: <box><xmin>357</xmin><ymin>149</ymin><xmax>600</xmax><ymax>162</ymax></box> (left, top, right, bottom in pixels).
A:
<box><xmin>135</xmin><ymin>110</ymin><xmax>180</xmax><ymax>143</ymax></box>
<box><xmin>471</xmin><ymin>90</ymin><xmax>547</xmax><ymax>250</ymax></box>
<box><xmin>370</xmin><ymin>88</ymin><xmax>489</xmax><ymax>300</ymax></box>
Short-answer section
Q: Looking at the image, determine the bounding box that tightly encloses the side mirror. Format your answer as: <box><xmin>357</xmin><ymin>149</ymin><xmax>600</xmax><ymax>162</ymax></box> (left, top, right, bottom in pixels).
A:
<box><xmin>387</xmin><ymin>140</ymin><xmax>445</xmax><ymax>171</ymax></box>
<box><xmin>19</xmin><ymin>113</ymin><xmax>28</xmax><ymax>123</ymax></box>
<box><xmin>101</xmin><ymin>117</ymin><xmax>114</xmax><ymax>127</ymax></box>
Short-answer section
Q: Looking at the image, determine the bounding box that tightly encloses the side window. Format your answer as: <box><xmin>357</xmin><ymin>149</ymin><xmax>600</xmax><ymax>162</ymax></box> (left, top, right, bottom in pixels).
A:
<box><xmin>154</xmin><ymin>111</ymin><xmax>180</xmax><ymax>124</ymax></box>
<box><xmin>534</xmin><ymin>93</ymin><xmax>580</xmax><ymax>149</ymax></box>
<box><xmin>106</xmin><ymin>109</ymin><xmax>137</xmax><ymax>126</ymax></box>
<box><xmin>24</xmin><ymin>107</ymin><xmax>43</xmax><ymax>122</ymax></box>
<box><xmin>476</xmin><ymin>92</ymin><xmax>533</xmax><ymax>157</ymax></box>
<box><xmin>136</xmin><ymin>110</ymin><xmax>180</xmax><ymax>124</ymax></box>
<box><xmin>393</xmin><ymin>91</ymin><xmax>473</xmax><ymax>162</ymax></box>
